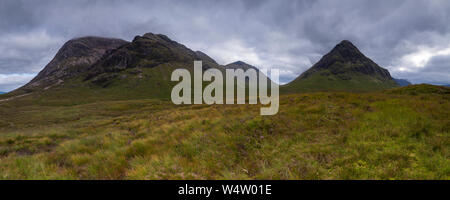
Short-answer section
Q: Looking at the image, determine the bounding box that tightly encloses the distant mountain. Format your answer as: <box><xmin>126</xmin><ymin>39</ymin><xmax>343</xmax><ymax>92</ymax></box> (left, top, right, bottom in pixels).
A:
<box><xmin>225</xmin><ymin>61</ymin><xmax>259</xmax><ymax>71</ymax></box>
<box><xmin>394</xmin><ymin>78</ymin><xmax>412</xmax><ymax>86</ymax></box>
<box><xmin>0</xmin><ymin>92</ymin><xmax>5</xmax><ymax>94</ymax></box>
<box><xmin>282</xmin><ymin>40</ymin><xmax>398</xmax><ymax>93</ymax></box>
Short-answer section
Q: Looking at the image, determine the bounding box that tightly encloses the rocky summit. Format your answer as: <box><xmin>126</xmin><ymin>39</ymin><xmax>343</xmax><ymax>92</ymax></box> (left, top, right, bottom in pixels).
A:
<box><xmin>85</xmin><ymin>33</ymin><xmax>200</xmax><ymax>79</ymax></box>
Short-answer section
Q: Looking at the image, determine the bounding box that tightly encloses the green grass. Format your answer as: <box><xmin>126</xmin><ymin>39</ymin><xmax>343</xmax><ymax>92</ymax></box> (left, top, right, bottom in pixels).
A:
<box><xmin>0</xmin><ymin>85</ymin><xmax>448</xmax><ymax>179</ymax></box>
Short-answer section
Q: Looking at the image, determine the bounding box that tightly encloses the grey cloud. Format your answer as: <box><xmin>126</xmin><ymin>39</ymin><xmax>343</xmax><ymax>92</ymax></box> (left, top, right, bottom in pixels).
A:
<box><xmin>0</xmin><ymin>73</ymin><xmax>34</xmax><ymax>92</ymax></box>
<box><xmin>392</xmin><ymin>54</ymin><xmax>450</xmax><ymax>85</ymax></box>
<box><xmin>0</xmin><ymin>0</ymin><xmax>449</xmax><ymax>91</ymax></box>
<box><xmin>426</xmin><ymin>55</ymin><xmax>450</xmax><ymax>73</ymax></box>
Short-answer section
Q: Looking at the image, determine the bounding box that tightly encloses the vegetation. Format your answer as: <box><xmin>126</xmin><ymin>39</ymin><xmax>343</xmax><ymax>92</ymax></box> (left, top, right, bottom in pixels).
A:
<box><xmin>0</xmin><ymin>84</ymin><xmax>448</xmax><ymax>179</ymax></box>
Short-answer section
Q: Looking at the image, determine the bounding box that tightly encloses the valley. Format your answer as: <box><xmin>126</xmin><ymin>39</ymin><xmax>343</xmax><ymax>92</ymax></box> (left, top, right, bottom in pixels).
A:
<box><xmin>0</xmin><ymin>33</ymin><xmax>448</xmax><ymax>180</ymax></box>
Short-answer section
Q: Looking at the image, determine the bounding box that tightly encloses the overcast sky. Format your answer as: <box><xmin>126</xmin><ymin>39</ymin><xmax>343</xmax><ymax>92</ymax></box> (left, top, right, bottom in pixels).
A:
<box><xmin>0</xmin><ymin>0</ymin><xmax>449</xmax><ymax>91</ymax></box>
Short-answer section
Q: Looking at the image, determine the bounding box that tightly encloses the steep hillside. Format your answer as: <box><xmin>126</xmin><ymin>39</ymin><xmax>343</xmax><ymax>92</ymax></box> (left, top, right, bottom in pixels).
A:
<box><xmin>282</xmin><ymin>40</ymin><xmax>398</xmax><ymax>93</ymax></box>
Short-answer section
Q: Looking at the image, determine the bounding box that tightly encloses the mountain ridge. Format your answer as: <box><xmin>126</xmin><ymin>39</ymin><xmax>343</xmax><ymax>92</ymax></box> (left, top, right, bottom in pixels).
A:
<box><xmin>10</xmin><ymin>35</ymin><xmax>401</xmax><ymax>104</ymax></box>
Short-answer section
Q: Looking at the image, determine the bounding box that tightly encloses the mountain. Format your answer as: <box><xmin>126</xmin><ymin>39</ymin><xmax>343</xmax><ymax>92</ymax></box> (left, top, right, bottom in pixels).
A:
<box><xmin>282</xmin><ymin>40</ymin><xmax>398</xmax><ymax>93</ymax></box>
<box><xmin>10</xmin><ymin>33</ymin><xmax>225</xmax><ymax>104</ymax></box>
<box><xmin>19</xmin><ymin>36</ymin><xmax>129</xmax><ymax>92</ymax></box>
<box><xmin>0</xmin><ymin>92</ymin><xmax>5</xmax><ymax>94</ymax></box>
<box><xmin>223</xmin><ymin>61</ymin><xmax>275</xmax><ymax>91</ymax></box>
<box><xmin>394</xmin><ymin>78</ymin><xmax>412</xmax><ymax>86</ymax></box>
<box><xmin>225</xmin><ymin>61</ymin><xmax>259</xmax><ymax>71</ymax></box>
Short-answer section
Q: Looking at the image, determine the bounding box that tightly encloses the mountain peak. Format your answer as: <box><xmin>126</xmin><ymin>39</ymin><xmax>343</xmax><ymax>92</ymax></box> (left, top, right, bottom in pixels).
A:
<box><xmin>56</xmin><ymin>36</ymin><xmax>128</xmax><ymax>58</ymax></box>
<box><xmin>338</xmin><ymin>40</ymin><xmax>355</xmax><ymax>46</ymax></box>
<box><xmin>87</xmin><ymin>33</ymin><xmax>198</xmax><ymax>75</ymax></box>
<box><xmin>283</xmin><ymin>40</ymin><xmax>398</xmax><ymax>92</ymax></box>
<box><xmin>326</xmin><ymin>40</ymin><xmax>366</xmax><ymax>61</ymax></box>
<box><xmin>230</xmin><ymin>61</ymin><xmax>247</xmax><ymax>65</ymax></box>
<box><xmin>20</xmin><ymin>36</ymin><xmax>128</xmax><ymax>91</ymax></box>
<box><xmin>225</xmin><ymin>61</ymin><xmax>258</xmax><ymax>71</ymax></box>
<box><xmin>307</xmin><ymin>40</ymin><xmax>387</xmax><ymax>77</ymax></box>
<box><xmin>131</xmin><ymin>33</ymin><xmax>178</xmax><ymax>45</ymax></box>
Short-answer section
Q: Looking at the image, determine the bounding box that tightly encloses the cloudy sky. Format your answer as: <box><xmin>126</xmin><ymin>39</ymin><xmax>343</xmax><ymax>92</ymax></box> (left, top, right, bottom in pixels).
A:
<box><xmin>0</xmin><ymin>0</ymin><xmax>449</xmax><ymax>91</ymax></box>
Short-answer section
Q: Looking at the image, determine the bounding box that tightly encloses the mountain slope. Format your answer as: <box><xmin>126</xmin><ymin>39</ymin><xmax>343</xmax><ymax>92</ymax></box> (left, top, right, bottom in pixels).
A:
<box><xmin>282</xmin><ymin>40</ymin><xmax>398</xmax><ymax>93</ymax></box>
<box><xmin>195</xmin><ymin>51</ymin><xmax>219</xmax><ymax>70</ymax></box>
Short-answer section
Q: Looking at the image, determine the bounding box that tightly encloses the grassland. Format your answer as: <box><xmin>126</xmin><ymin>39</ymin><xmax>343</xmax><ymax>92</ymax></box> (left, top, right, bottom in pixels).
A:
<box><xmin>0</xmin><ymin>84</ymin><xmax>448</xmax><ymax>179</ymax></box>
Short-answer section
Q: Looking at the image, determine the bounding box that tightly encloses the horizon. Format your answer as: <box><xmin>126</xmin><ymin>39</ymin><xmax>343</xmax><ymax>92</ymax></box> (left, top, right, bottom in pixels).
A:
<box><xmin>1</xmin><ymin>0</ymin><xmax>450</xmax><ymax>92</ymax></box>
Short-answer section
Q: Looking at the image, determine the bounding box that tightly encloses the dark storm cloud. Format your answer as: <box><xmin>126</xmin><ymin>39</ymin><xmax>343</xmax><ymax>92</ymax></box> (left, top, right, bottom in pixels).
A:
<box><xmin>0</xmin><ymin>0</ymin><xmax>449</xmax><ymax>91</ymax></box>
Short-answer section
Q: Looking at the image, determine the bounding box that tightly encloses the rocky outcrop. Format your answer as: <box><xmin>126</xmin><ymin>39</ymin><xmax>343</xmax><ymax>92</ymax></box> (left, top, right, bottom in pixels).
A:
<box><xmin>85</xmin><ymin>33</ymin><xmax>200</xmax><ymax>79</ymax></box>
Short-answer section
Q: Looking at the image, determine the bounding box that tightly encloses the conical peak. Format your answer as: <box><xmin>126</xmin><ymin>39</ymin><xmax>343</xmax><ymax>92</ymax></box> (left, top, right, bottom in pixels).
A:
<box><xmin>334</xmin><ymin>40</ymin><xmax>359</xmax><ymax>51</ymax></box>
<box><xmin>230</xmin><ymin>61</ymin><xmax>247</xmax><ymax>66</ymax></box>
<box><xmin>328</xmin><ymin>40</ymin><xmax>364</xmax><ymax>60</ymax></box>
<box><xmin>338</xmin><ymin>40</ymin><xmax>355</xmax><ymax>47</ymax></box>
